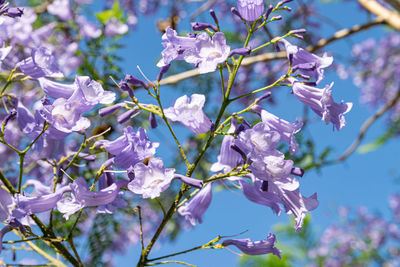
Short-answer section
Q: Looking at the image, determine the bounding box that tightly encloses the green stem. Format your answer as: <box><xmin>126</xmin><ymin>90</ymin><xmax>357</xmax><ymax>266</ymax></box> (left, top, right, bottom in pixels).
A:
<box><xmin>0</xmin><ymin>169</ymin><xmax>16</xmax><ymax>194</ymax></box>
<box><xmin>145</xmin><ymin>261</ymin><xmax>196</xmax><ymax>267</ymax></box>
<box><xmin>17</xmin><ymin>153</ymin><xmax>25</xmax><ymax>193</ymax></box>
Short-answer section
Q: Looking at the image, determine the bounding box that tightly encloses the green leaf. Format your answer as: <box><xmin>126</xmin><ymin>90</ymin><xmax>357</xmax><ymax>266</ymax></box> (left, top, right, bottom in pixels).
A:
<box><xmin>95</xmin><ymin>0</ymin><xmax>124</xmax><ymax>24</ymax></box>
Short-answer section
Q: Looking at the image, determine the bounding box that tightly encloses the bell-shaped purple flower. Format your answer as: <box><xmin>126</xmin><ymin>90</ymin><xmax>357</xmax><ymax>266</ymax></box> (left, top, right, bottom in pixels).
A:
<box><xmin>258</xmin><ymin>108</ymin><xmax>303</xmax><ymax>155</ymax></box>
<box><xmin>178</xmin><ymin>183</ymin><xmax>212</xmax><ymax>226</ymax></box>
<box><xmin>104</xmin><ymin>18</ymin><xmax>128</xmax><ymax>37</ymax></box>
<box><xmin>249</xmin><ymin>150</ymin><xmax>294</xmax><ymax>181</ymax></box>
<box><xmin>0</xmin><ymin>225</ymin><xmax>13</xmax><ymax>254</ymax></box>
<box><xmin>280</xmin><ymin>39</ymin><xmax>333</xmax><ymax>84</ymax></box>
<box><xmin>157</xmin><ymin>26</ymin><xmax>196</xmax><ymax>67</ymax></box>
<box><xmin>76</xmin><ymin>15</ymin><xmax>101</xmax><ymax>39</ymax></box>
<box><xmin>210</xmin><ymin>119</ymin><xmax>243</xmax><ymax>173</ymax></box>
<box><xmin>57</xmin><ymin>177</ymin><xmax>128</xmax><ymax>219</ymax></box>
<box><xmin>290</xmin><ymin>79</ymin><xmax>352</xmax><ymax>131</ymax></box>
<box><xmin>18</xmin><ymin>47</ymin><xmax>63</xmax><ymax>79</ymax></box>
<box><xmin>95</xmin><ymin>126</ymin><xmax>159</xmax><ymax>169</ymax></box>
<box><xmin>0</xmin><ymin>187</ymin><xmax>13</xmax><ymax>222</ymax></box>
<box><xmin>97</xmin><ymin>171</ymin><xmax>128</xmax><ymax>214</ymax></box>
<box><xmin>222</xmin><ymin>233</ymin><xmax>281</xmax><ymax>257</ymax></box>
<box><xmin>183</xmin><ymin>32</ymin><xmax>230</xmax><ymax>74</ymax></box>
<box><xmin>240</xmin><ymin>179</ymin><xmax>282</xmax><ymax>215</ymax></box>
<box><xmin>47</xmin><ymin>0</ymin><xmax>72</xmax><ymax>21</ymax></box>
<box><xmin>0</xmin><ymin>44</ymin><xmax>11</xmax><ymax>65</ymax></box>
<box><xmin>12</xmin><ymin>186</ymin><xmax>71</xmax><ymax>219</ymax></box>
<box><xmin>68</xmin><ymin>76</ymin><xmax>116</xmax><ymax>112</ymax></box>
<box><xmin>127</xmin><ymin>157</ymin><xmax>175</xmax><ymax>199</ymax></box>
<box><xmin>237</xmin><ymin>122</ymin><xmax>280</xmax><ymax>156</ymax></box>
<box><xmin>237</xmin><ymin>0</ymin><xmax>265</xmax><ymax>22</ymax></box>
<box><xmin>164</xmin><ymin>94</ymin><xmax>212</xmax><ymax>134</ymax></box>
<box><xmin>38</xmin><ymin>77</ymin><xmax>75</xmax><ymax>99</ymax></box>
<box><xmin>40</xmin><ymin>97</ymin><xmax>91</xmax><ymax>139</ymax></box>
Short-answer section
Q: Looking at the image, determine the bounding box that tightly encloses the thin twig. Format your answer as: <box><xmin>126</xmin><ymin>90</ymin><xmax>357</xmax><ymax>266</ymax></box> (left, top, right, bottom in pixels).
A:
<box><xmin>336</xmin><ymin>89</ymin><xmax>400</xmax><ymax>162</ymax></box>
<box><xmin>358</xmin><ymin>0</ymin><xmax>400</xmax><ymax>30</ymax></box>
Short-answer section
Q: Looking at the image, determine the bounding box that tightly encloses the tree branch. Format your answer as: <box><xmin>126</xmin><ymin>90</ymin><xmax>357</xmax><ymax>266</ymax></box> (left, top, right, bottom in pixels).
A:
<box><xmin>336</xmin><ymin>89</ymin><xmax>400</xmax><ymax>162</ymax></box>
<box><xmin>358</xmin><ymin>0</ymin><xmax>400</xmax><ymax>30</ymax></box>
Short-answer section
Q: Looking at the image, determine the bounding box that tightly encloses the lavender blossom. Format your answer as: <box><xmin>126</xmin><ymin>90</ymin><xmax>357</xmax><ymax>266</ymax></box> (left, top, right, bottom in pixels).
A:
<box><xmin>97</xmin><ymin>172</ymin><xmax>128</xmax><ymax>214</ymax></box>
<box><xmin>12</xmin><ymin>186</ymin><xmax>71</xmax><ymax>219</ymax></box>
<box><xmin>178</xmin><ymin>183</ymin><xmax>212</xmax><ymax>226</ymax></box>
<box><xmin>40</xmin><ymin>97</ymin><xmax>91</xmax><ymax>139</ymax></box>
<box><xmin>18</xmin><ymin>47</ymin><xmax>63</xmax><ymax>79</ymax></box>
<box><xmin>76</xmin><ymin>16</ymin><xmax>102</xmax><ymax>39</ymax></box>
<box><xmin>57</xmin><ymin>178</ymin><xmax>128</xmax><ymax>219</ymax></box>
<box><xmin>157</xmin><ymin>26</ymin><xmax>196</xmax><ymax>67</ymax></box>
<box><xmin>290</xmin><ymin>79</ymin><xmax>352</xmax><ymax>131</ymax></box>
<box><xmin>127</xmin><ymin>157</ymin><xmax>175</xmax><ymax>199</ymax></box>
<box><xmin>104</xmin><ymin>18</ymin><xmax>129</xmax><ymax>37</ymax></box>
<box><xmin>0</xmin><ymin>187</ymin><xmax>13</xmax><ymax>221</ymax></box>
<box><xmin>249</xmin><ymin>150</ymin><xmax>294</xmax><ymax>181</ymax></box>
<box><xmin>94</xmin><ymin>127</ymin><xmax>159</xmax><ymax>169</ymax></box>
<box><xmin>164</xmin><ymin>94</ymin><xmax>212</xmax><ymax>134</ymax></box>
<box><xmin>237</xmin><ymin>0</ymin><xmax>265</xmax><ymax>22</ymax></box>
<box><xmin>38</xmin><ymin>78</ymin><xmax>75</xmax><ymax>99</ymax></box>
<box><xmin>280</xmin><ymin>39</ymin><xmax>333</xmax><ymax>84</ymax></box>
<box><xmin>183</xmin><ymin>32</ymin><xmax>230</xmax><ymax>74</ymax></box>
<box><xmin>254</xmin><ymin>106</ymin><xmax>303</xmax><ymax>154</ymax></box>
<box><xmin>237</xmin><ymin>122</ymin><xmax>280</xmax><ymax>156</ymax></box>
<box><xmin>47</xmin><ymin>0</ymin><xmax>73</xmax><ymax>21</ymax></box>
<box><xmin>222</xmin><ymin>233</ymin><xmax>281</xmax><ymax>257</ymax></box>
<box><xmin>210</xmin><ymin>119</ymin><xmax>243</xmax><ymax>174</ymax></box>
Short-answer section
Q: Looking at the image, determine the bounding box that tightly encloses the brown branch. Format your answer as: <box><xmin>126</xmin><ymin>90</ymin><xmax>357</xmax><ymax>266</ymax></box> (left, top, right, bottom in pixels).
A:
<box><xmin>359</xmin><ymin>0</ymin><xmax>400</xmax><ymax>30</ymax></box>
<box><xmin>159</xmin><ymin>18</ymin><xmax>384</xmax><ymax>86</ymax></box>
<box><xmin>336</xmin><ymin>89</ymin><xmax>400</xmax><ymax>162</ymax></box>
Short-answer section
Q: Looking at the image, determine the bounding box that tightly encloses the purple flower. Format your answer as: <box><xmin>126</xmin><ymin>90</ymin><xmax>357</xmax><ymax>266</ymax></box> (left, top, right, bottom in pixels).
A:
<box><xmin>12</xmin><ymin>186</ymin><xmax>70</xmax><ymax>219</ymax></box>
<box><xmin>104</xmin><ymin>18</ymin><xmax>128</xmax><ymax>37</ymax></box>
<box><xmin>47</xmin><ymin>0</ymin><xmax>72</xmax><ymax>21</ymax></box>
<box><xmin>76</xmin><ymin>16</ymin><xmax>102</xmax><ymax>39</ymax></box>
<box><xmin>240</xmin><ymin>179</ymin><xmax>282</xmax><ymax>215</ymax></box>
<box><xmin>210</xmin><ymin>119</ymin><xmax>243</xmax><ymax>173</ymax></box>
<box><xmin>280</xmin><ymin>39</ymin><xmax>333</xmax><ymax>84</ymax></box>
<box><xmin>237</xmin><ymin>122</ymin><xmax>280</xmax><ymax>156</ymax></box>
<box><xmin>40</xmin><ymin>97</ymin><xmax>91</xmax><ymax>139</ymax></box>
<box><xmin>38</xmin><ymin>78</ymin><xmax>75</xmax><ymax>99</ymax></box>
<box><xmin>97</xmin><ymin>171</ymin><xmax>128</xmax><ymax>214</ymax></box>
<box><xmin>0</xmin><ymin>187</ymin><xmax>13</xmax><ymax>222</ymax></box>
<box><xmin>157</xmin><ymin>27</ymin><xmax>196</xmax><ymax>67</ymax></box>
<box><xmin>252</xmin><ymin>106</ymin><xmax>302</xmax><ymax>154</ymax></box>
<box><xmin>249</xmin><ymin>150</ymin><xmax>294</xmax><ymax>181</ymax></box>
<box><xmin>68</xmin><ymin>76</ymin><xmax>116</xmax><ymax>112</ymax></box>
<box><xmin>0</xmin><ymin>225</ymin><xmax>12</xmax><ymax>254</ymax></box>
<box><xmin>18</xmin><ymin>47</ymin><xmax>63</xmax><ymax>79</ymax></box>
<box><xmin>178</xmin><ymin>183</ymin><xmax>212</xmax><ymax>226</ymax></box>
<box><xmin>222</xmin><ymin>233</ymin><xmax>281</xmax><ymax>257</ymax></box>
<box><xmin>278</xmin><ymin>188</ymin><xmax>318</xmax><ymax>231</ymax></box>
<box><xmin>290</xmin><ymin>79</ymin><xmax>352</xmax><ymax>131</ymax></box>
<box><xmin>0</xmin><ymin>44</ymin><xmax>11</xmax><ymax>66</ymax></box>
<box><xmin>127</xmin><ymin>157</ymin><xmax>175</xmax><ymax>199</ymax></box>
<box><xmin>240</xmin><ymin>178</ymin><xmax>318</xmax><ymax>232</ymax></box>
<box><xmin>94</xmin><ymin>127</ymin><xmax>159</xmax><ymax>169</ymax></box>
<box><xmin>164</xmin><ymin>94</ymin><xmax>212</xmax><ymax>134</ymax></box>
<box><xmin>183</xmin><ymin>32</ymin><xmax>230</xmax><ymax>74</ymax></box>
<box><xmin>237</xmin><ymin>0</ymin><xmax>265</xmax><ymax>22</ymax></box>
<box><xmin>57</xmin><ymin>178</ymin><xmax>128</xmax><ymax>219</ymax></box>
